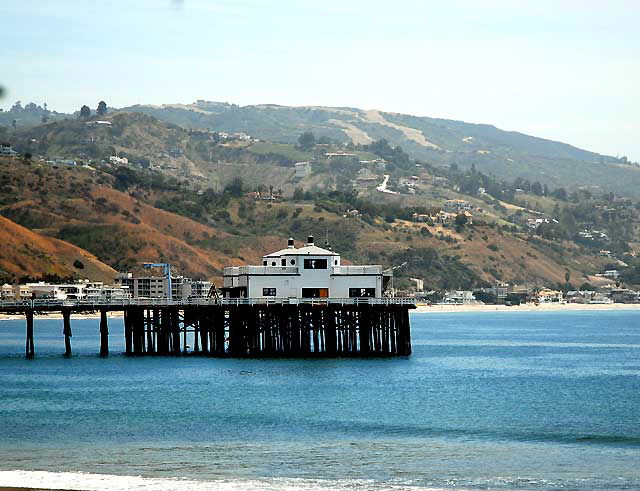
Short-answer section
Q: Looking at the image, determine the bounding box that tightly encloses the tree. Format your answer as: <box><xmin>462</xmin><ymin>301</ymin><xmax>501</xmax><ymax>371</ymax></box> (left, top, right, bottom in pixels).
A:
<box><xmin>96</xmin><ymin>101</ymin><xmax>107</xmax><ymax>116</ymax></box>
<box><xmin>455</xmin><ymin>213</ymin><xmax>468</xmax><ymax>226</ymax></box>
<box><xmin>224</xmin><ymin>177</ymin><xmax>243</xmax><ymax>197</ymax></box>
<box><xmin>551</xmin><ymin>187</ymin><xmax>568</xmax><ymax>201</ymax></box>
<box><xmin>80</xmin><ymin>105</ymin><xmax>91</xmax><ymax>119</ymax></box>
<box><xmin>293</xmin><ymin>187</ymin><xmax>304</xmax><ymax>201</ymax></box>
<box><xmin>297</xmin><ymin>131</ymin><xmax>315</xmax><ymax>150</ymax></box>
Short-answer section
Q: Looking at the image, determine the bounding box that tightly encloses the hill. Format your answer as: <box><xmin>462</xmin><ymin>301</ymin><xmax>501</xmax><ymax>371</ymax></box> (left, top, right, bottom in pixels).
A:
<box><xmin>0</xmin><ymin>214</ymin><xmax>116</xmax><ymax>283</ymax></box>
<box><xmin>120</xmin><ymin>101</ymin><xmax>640</xmax><ymax>198</ymax></box>
<box><xmin>0</xmin><ymin>153</ymin><xmax>621</xmax><ymax>291</ymax></box>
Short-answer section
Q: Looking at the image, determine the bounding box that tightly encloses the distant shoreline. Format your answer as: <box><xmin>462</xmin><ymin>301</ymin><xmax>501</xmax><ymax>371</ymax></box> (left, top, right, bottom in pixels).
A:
<box><xmin>2</xmin><ymin>303</ymin><xmax>640</xmax><ymax>321</ymax></box>
<box><xmin>0</xmin><ymin>312</ymin><xmax>124</xmax><ymax>321</ymax></box>
<box><xmin>414</xmin><ymin>303</ymin><xmax>640</xmax><ymax>313</ymax></box>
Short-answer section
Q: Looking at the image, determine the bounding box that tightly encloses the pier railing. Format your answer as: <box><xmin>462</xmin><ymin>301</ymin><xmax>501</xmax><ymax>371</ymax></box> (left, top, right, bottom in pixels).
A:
<box><xmin>0</xmin><ymin>297</ymin><xmax>416</xmax><ymax>310</ymax></box>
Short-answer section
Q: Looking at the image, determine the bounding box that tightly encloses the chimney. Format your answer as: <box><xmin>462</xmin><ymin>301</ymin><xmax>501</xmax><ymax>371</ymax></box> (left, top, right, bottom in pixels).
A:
<box><xmin>306</xmin><ymin>235</ymin><xmax>314</xmax><ymax>246</ymax></box>
<box><xmin>287</xmin><ymin>237</ymin><xmax>295</xmax><ymax>249</ymax></box>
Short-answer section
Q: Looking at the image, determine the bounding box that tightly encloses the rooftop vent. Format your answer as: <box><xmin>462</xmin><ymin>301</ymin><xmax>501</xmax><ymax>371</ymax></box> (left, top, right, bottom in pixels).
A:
<box><xmin>306</xmin><ymin>235</ymin><xmax>314</xmax><ymax>246</ymax></box>
<box><xmin>287</xmin><ymin>237</ymin><xmax>295</xmax><ymax>249</ymax></box>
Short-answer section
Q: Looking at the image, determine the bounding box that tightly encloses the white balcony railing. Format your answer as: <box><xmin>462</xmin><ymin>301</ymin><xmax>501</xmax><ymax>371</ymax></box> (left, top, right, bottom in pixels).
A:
<box><xmin>332</xmin><ymin>265</ymin><xmax>382</xmax><ymax>275</ymax></box>
<box><xmin>223</xmin><ymin>265</ymin><xmax>383</xmax><ymax>276</ymax></box>
<box><xmin>0</xmin><ymin>297</ymin><xmax>415</xmax><ymax>310</ymax></box>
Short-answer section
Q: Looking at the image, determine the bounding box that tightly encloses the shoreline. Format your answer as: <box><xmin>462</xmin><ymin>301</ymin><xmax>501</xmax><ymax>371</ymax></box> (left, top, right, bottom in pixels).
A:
<box><xmin>0</xmin><ymin>312</ymin><xmax>124</xmax><ymax>321</ymax></box>
<box><xmin>414</xmin><ymin>302</ymin><xmax>640</xmax><ymax>313</ymax></box>
<box><xmin>1</xmin><ymin>304</ymin><xmax>639</xmax><ymax>320</ymax></box>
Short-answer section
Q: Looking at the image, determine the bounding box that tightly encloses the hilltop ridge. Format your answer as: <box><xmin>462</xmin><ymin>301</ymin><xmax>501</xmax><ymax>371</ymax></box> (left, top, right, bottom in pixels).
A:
<box><xmin>119</xmin><ymin>100</ymin><xmax>639</xmax><ymax>197</ymax></box>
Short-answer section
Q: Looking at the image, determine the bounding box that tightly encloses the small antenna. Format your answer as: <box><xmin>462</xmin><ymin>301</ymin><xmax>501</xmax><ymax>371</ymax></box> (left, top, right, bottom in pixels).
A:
<box><xmin>325</xmin><ymin>227</ymin><xmax>331</xmax><ymax>250</ymax></box>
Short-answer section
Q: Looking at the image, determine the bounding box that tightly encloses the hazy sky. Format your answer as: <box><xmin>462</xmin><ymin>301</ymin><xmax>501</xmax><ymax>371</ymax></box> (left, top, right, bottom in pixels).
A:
<box><xmin>1</xmin><ymin>0</ymin><xmax>638</xmax><ymax>159</ymax></box>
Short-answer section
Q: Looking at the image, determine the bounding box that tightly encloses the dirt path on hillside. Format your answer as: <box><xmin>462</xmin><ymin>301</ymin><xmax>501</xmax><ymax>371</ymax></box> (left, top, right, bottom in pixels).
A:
<box><xmin>363</xmin><ymin>110</ymin><xmax>440</xmax><ymax>149</ymax></box>
<box><xmin>328</xmin><ymin>119</ymin><xmax>374</xmax><ymax>145</ymax></box>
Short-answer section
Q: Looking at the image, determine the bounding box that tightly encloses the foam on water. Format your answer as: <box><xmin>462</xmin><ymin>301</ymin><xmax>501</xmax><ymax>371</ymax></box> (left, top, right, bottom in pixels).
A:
<box><xmin>0</xmin><ymin>471</ymin><xmax>454</xmax><ymax>491</ymax></box>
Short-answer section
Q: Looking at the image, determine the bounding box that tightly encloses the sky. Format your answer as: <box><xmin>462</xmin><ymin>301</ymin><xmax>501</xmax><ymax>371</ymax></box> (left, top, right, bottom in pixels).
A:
<box><xmin>1</xmin><ymin>0</ymin><xmax>638</xmax><ymax>159</ymax></box>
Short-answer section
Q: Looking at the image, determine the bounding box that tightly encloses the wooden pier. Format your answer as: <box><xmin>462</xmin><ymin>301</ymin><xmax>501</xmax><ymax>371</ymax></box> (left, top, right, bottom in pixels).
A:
<box><xmin>0</xmin><ymin>298</ymin><xmax>414</xmax><ymax>358</ymax></box>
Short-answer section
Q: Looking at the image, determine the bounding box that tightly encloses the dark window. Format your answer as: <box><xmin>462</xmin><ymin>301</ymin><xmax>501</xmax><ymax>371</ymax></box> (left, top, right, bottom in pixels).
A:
<box><xmin>263</xmin><ymin>261</ymin><xmax>267</xmax><ymax>266</ymax></box>
<box><xmin>290</xmin><ymin>259</ymin><xmax>295</xmax><ymax>265</ymax></box>
<box><xmin>303</xmin><ymin>258</ymin><xmax>327</xmax><ymax>269</ymax></box>
<box><xmin>349</xmin><ymin>288</ymin><xmax>376</xmax><ymax>297</ymax></box>
<box><xmin>334</xmin><ymin>260</ymin><xmax>338</xmax><ymax>265</ymax></box>
<box><xmin>263</xmin><ymin>288</ymin><xmax>276</xmax><ymax>296</ymax></box>
<box><xmin>281</xmin><ymin>258</ymin><xmax>286</xmax><ymax>266</ymax></box>
<box><xmin>271</xmin><ymin>261</ymin><xmax>276</xmax><ymax>266</ymax></box>
<box><xmin>302</xmin><ymin>288</ymin><xmax>329</xmax><ymax>298</ymax></box>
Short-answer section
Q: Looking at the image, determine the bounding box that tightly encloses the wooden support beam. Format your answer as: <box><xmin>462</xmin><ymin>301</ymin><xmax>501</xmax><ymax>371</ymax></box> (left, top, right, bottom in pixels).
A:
<box><xmin>62</xmin><ymin>308</ymin><xmax>72</xmax><ymax>358</ymax></box>
<box><xmin>171</xmin><ymin>308</ymin><xmax>181</xmax><ymax>355</ymax></box>
<box><xmin>124</xmin><ymin>309</ymin><xmax>133</xmax><ymax>355</ymax></box>
<box><xmin>25</xmin><ymin>310</ymin><xmax>34</xmax><ymax>359</ymax></box>
<box><xmin>99</xmin><ymin>309</ymin><xmax>109</xmax><ymax>357</ymax></box>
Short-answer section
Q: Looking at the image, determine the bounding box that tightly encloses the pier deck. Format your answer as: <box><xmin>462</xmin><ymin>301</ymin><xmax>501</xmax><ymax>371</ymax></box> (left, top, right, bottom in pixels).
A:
<box><xmin>0</xmin><ymin>298</ymin><xmax>414</xmax><ymax>358</ymax></box>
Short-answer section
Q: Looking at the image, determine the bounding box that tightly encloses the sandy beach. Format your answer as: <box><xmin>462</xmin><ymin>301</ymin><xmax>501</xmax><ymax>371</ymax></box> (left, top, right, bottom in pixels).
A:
<box><xmin>414</xmin><ymin>302</ymin><xmax>640</xmax><ymax>313</ymax></box>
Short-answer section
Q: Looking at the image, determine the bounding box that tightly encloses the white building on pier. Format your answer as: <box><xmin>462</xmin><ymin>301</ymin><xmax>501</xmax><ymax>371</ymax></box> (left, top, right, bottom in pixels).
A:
<box><xmin>222</xmin><ymin>236</ymin><xmax>390</xmax><ymax>299</ymax></box>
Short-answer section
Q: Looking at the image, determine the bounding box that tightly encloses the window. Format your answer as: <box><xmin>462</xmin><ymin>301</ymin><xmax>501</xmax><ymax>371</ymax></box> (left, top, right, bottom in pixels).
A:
<box><xmin>281</xmin><ymin>258</ymin><xmax>286</xmax><ymax>266</ymax></box>
<box><xmin>302</xmin><ymin>288</ymin><xmax>329</xmax><ymax>298</ymax></box>
<box><xmin>271</xmin><ymin>261</ymin><xmax>276</xmax><ymax>266</ymax></box>
<box><xmin>263</xmin><ymin>261</ymin><xmax>267</xmax><ymax>266</ymax></box>
<box><xmin>334</xmin><ymin>260</ymin><xmax>338</xmax><ymax>265</ymax></box>
<box><xmin>304</xmin><ymin>258</ymin><xmax>327</xmax><ymax>269</ymax></box>
<box><xmin>263</xmin><ymin>288</ymin><xmax>276</xmax><ymax>296</ymax></box>
<box><xmin>290</xmin><ymin>259</ymin><xmax>296</xmax><ymax>265</ymax></box>
<box><xmin>349</xmin><ymin>288</ymin><xmax>376</xmax><ymax>298</ymax></box>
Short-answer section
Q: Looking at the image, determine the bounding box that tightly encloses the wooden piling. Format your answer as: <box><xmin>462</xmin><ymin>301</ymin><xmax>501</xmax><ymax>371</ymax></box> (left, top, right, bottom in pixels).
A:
<box><xmin>99</xmin><ymin>309</ymin><xmax>109</xmax><ymax>357</ymax></box>
<box><xmin>124</xmin><ymin>309</ymin><xmax>133</xmax><ymax>355</ymax></box>
<box><xmin>62</xmin><ymin>308</ymin><xmax>72</xmax><ymax>357</ymax></box>
<box><xmin>25</xmin><ymin>310</ymin><xmax>34</xmax><ymax>359</ymax></box>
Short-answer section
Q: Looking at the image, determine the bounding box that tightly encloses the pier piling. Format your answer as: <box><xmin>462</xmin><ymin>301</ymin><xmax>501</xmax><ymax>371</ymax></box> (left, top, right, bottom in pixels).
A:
<box><xmin>62</xmin><ymin>308</ymin><xmax>72</xmax><ymax>357</ymax></box>
<box><xmin>25</xmin><ymin>310</ymin><xmax>34</xmax><ymax>359</ymax></box>
<box><xmin>99</xmin><ymin>309</ymin><xmax>109</xmax><ymax>357</ymax></box>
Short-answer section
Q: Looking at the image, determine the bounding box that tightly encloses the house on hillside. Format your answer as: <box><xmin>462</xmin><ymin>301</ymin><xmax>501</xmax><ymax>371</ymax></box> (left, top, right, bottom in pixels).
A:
<box><xmin>434</xmin><ymin>210</ymin><xmax>456</xmax><ymax>225</ymax></box>
<box><xmin>294</xmin><ymin>161</ymin><xmax>312</xmax><ymax>178</ymax></box>
<box><xmin>412</xmin><ymin>213</ymin><xmax>431</xmax><ymax>223</ymax></box>
<box><xmin>222</xmin><ymin>236</ymin><xmax>390</xmax><ymax>299</ymax></box>
<box><xmin>0</xmin><ymin>144</ymin><xmax>18</xmax><ymax>156</ymax></box>
<box><xmin>445</xmin><ymin>199</ymin><xmax>473</xmax><ymax>211</ymax></box>
<box><xmin>85</xmin><ymin>120</ymin><xmax>112</xmax><ymax>127</ymax></box>
<box><xmin>245</xmin><ymin>190</ymin><xmax>282</xmax><ymax>202</ymax></box>
<box><xmin>109</xmin><ymin>155</ymin><xmax>129</xmax><ymax>165</ymax></box>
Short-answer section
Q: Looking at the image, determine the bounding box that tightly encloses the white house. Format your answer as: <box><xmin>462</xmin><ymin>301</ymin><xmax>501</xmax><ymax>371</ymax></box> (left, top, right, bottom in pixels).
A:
<box><xmin>222</xmin><ymin>236</ymin><xmax>389</xmax><ymax>299</ymax></box>
<box><xmin>445</xmin><ymin>199</ymin><xmax>473</xmax><ymax>211</ymax></box>
<box><xmin>294</xmin><ymin>161</ymin><xmax>312</xmax><ymax>178</ymax></box>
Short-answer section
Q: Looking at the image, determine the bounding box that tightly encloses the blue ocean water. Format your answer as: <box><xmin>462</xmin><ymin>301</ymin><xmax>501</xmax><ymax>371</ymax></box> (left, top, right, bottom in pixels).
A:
<box><xmin>0</xmin><ymin>311</ymin><xmax>639</xmax><ymax>490</ymax></box>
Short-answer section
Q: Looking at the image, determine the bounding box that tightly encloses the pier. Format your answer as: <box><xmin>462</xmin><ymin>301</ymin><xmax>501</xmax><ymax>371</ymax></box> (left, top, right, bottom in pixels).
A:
<box><xmin>0</xmin><ymin>298</ymin><xmax>414</xmax><ymax>358</ymax></box>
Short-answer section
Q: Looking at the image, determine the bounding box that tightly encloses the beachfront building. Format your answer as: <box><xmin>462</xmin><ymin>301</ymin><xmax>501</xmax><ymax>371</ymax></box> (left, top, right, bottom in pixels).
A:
<box><xmin>114</xmin><ymin>273</ymin><xmax>212</xmax><ymax>300</ymax></box>
<box><xmin>536</xmin><ymin>288</ymin><xmax>564</xmax><ymax>303</ymax></box>
<box><xmin>440</xmin><ymin>290</ymin><xmax>480</xmax><ymax>305</ymax></box>
<box><xmin>222</xmin><ymin>236</ymin><xmax>390</xmax><ymax>299</ymax></box>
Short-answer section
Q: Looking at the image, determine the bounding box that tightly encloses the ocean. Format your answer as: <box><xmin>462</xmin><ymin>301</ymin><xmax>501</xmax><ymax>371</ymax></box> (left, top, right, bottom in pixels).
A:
<box><xmin>0</xmin><ymin>311</ymin><xmax>638</xmax><ymax>490</ymax></box>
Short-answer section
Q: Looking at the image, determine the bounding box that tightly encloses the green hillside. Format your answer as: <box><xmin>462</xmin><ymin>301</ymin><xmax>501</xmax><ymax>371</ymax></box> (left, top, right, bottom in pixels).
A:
<box><xmin>119</xmin><ymin>101</ymin><xmax>640</xmax><ymax>198</ymax></box>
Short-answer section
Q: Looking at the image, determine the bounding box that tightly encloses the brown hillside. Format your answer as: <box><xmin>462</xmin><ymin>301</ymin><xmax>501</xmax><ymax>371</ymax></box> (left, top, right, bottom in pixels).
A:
<box><xmin>0</xmin><ymin>215</ymin><xmax>117</xmax><ymax>282</ymax></box>
<box><xmin>0</xmin><ymin>159</ymin><xmax>282</xmax><ymax>281</ymax></box>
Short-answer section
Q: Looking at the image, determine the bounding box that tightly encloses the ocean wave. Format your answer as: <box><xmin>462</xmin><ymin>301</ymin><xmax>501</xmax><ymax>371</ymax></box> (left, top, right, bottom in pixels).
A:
<box><xmin>0</xmin><ymin>470</ymin><xmax>459</xmax><ymax>491</ymax></box>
